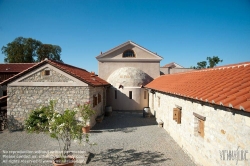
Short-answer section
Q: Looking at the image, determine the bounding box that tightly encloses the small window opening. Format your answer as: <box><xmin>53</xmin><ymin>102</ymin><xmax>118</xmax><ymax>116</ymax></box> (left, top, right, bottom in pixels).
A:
<box><xmin>45</xmin><ymin>70</ymin><xmax>50</xmax><ymax>76</ymax></box>
<box><xmin>93</xmin><ymin>95</ymin><xmax>97</xmax><ymax>107</ymax></box>
<box><xmin>115</xmin><ymin>90</ymin><xmax>117</xmax><ymax>99</ymax></box>
<box><xmin>158</xmin><ymin>97</ymin><xmax>160</xmax><ymax>107</ymax></box>
<box><xmin>129</xmin><ymin>91</ymin><xmax>132</xmax><ymax>99</ymax></box>
<box><xmin>3</xmin><ymin>90</ymin><xmax>7</xmax><ymax>96</ymax></box>
<box><xmin>123</xmin><ymin>50</ymin><xmax>135</xmax><ymax>57</ymax></box>
<box><xmin>144</xmin><ymin>91</ymin><xmax>147</xmax><ymax>99</ymax></box>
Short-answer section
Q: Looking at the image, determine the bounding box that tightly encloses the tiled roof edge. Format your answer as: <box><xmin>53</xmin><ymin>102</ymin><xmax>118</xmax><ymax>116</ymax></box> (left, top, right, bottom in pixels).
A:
<box><xmin>47</xmin><ymin>60</ymin><xmax>110</xmax><ymax>87</ymax></box>
<box><xmin>146</xmin><ymin>88</ymin><xmax>249</xmax><ymax>112</ymax></box>
<box><xmin>0</xmin><ymin>61</ymin><xmax>47</xmax><ymax>85</ymax></box>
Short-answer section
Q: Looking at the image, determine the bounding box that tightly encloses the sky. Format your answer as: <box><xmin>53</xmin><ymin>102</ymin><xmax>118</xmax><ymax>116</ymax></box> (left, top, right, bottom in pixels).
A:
<box><xmin>0</xmin><ymin>0</ymin><xmax>249</xmax><ymax>73</ymax></box>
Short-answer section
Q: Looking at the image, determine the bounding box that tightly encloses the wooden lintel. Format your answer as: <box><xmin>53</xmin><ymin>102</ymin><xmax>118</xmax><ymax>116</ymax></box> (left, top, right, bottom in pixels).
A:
<box><xmin>193</xmin><ymin>112</ymin><xmax>206</xmax><ymax>121</ymax></box>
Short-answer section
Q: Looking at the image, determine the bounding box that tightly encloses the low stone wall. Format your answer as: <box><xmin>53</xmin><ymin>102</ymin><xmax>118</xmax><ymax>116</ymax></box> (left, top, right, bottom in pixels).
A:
<box><xmin>7</xmin><ymin>86</ymin><xmax>105</xmax><ymax>130</ymax></box>
<box><xmin>149</xmin><ymin>91</ymin><xmax>250</xmax><ymax>166</ymax></box>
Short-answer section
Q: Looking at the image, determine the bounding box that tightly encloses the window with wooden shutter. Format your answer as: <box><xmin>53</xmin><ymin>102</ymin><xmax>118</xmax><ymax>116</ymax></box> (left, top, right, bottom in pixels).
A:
<box><xmin>173</xmin><ymin>108</ymin><xmax>181</xmax><ymax>124</ymax></box>
<box><xmin>193</xmin><ymin>112</ymin><xmax>205</xmax><ymax>138</ymax></box>
<box><xmin>198</xmin><ymin>119</ymin><xmax>204</xmax><ymax>138</ymax></box>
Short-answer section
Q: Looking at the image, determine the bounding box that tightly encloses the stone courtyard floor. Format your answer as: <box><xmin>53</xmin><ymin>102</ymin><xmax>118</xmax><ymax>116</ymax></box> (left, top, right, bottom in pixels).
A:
<box><xmin>0</xmin><ymin>111</ymin><xmax>196</xmax><ymax>166</ymax></box>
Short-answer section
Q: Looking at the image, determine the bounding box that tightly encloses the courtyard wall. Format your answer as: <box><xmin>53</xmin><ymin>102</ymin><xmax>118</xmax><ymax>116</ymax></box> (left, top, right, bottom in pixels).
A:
<box><xmin>149</xmin><ymin>91</ymin><xmax>250</xmax><ymax>166</ymax></box>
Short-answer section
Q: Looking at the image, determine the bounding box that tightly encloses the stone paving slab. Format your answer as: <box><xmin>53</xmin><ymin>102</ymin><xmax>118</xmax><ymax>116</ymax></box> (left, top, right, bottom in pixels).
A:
<box><xmin>0</xmin><ymin>111</ymin><xmax>196</xmax><ymax>166</ymax></box>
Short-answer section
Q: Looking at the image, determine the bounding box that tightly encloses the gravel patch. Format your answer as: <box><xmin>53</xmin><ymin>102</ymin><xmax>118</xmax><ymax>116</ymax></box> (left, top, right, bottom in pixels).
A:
<box><xmin>0</xmin><ymin>111</ymin><xmax>196</xmax><ymax>166</ymax></box>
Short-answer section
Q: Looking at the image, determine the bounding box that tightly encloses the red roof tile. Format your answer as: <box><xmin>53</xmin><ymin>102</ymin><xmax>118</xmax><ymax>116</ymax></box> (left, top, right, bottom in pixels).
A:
<box><xmin>145</xmin><ymin>62</ymin><xmax>250</xmax><ymax>112</ymax></box>
<box><xmin>0</xmin><ymin>60</ymin><xmax>110</xmax><ymax>87</ymax></box>
<box><xmin>0</xmin><ymin>63</ymin><xmax>36</xmax><ymax>72</ymax></box>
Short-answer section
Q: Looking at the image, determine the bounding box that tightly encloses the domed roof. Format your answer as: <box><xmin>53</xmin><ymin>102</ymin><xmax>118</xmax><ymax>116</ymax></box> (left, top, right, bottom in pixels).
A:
<box><xmin>107</xmin><ymin>67</ymin><xmax>153</xmax><ymax>87</ymax></box>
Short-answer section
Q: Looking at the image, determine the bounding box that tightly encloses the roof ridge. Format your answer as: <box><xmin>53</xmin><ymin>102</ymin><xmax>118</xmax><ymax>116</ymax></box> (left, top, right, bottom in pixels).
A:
<box><xmin>0</xmin><ymin>60</ymin><xmax>47</xmax><ymax>85</ymax></box>
<box><xmin>185</xmin><ymin>61</ymin><xmax>250</xmax><ymax>73</ymax></box>
<box><xmin>129</xmin><ymin>41</ymin><xmax>163</xmax><ymax>59</ymax></box>
<box><xmin>0</xmin><ymin>63</ymin><xmax>37</xmax><ymax>64</ymax></box>
<box><xmin>48</xmin><ymin>60</ymin><xmax>88</xmax><ymax>72</ymax></box>
<box><xmin>96</xmin><ymin>41</ymin><xmax>163</xmax><ymax>59</ymax></box>
<box><xmin>0</xmin><ymin>59</ymin><xmax>110</xmax><ymax>87</ymax></box>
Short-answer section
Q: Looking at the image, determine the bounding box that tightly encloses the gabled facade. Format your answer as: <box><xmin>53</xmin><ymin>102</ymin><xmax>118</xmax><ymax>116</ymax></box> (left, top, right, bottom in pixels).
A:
<box><xmin>96</xmin><ymin>41</ymin><xmax>162</xmax><ymax>111</ymax></box>
<box><xmin>96</xmin><ymin>41</ymin><xmax>162</xmax><ymax>80</ymax></box>
<box><xmin>1</xmin><ymin>59</ymin><xmax>110</xmax><ymax>130</ymax></box>
<box><xmin>146</xmin><ymin>62</ymin><xmax>250</xmax><ymax>166</ymax></box>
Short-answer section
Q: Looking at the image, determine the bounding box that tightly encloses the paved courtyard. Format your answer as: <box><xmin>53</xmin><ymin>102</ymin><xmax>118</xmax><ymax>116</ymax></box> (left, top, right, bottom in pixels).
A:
<box><xmin>0</xmin><ymin>111</ymin><xmax>196</xmax><ymax>166</ymax></box>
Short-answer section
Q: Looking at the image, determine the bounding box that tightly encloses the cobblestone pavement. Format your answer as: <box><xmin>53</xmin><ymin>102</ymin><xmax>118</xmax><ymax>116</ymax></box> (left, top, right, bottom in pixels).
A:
<box><xmin>0</xmin><ymin>111</ymin><xmax>196</xmax><ymax>166</ymax></box>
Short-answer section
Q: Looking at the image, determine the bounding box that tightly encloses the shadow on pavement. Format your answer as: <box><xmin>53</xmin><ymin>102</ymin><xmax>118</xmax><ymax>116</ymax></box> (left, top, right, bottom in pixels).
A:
<box><xmin>91</xmin><ymin>112</ymin><xmax>157</xmax><ymax>132</ymax></box>
<box><xmin>88</xmin><ymin>148</ymin><xmax>170</xmax><ymax>165</ymax></box>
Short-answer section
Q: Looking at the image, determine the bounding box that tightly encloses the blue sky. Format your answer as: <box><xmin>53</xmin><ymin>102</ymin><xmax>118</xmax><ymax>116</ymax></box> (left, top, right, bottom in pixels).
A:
<box><xmin>0</xmin><ymin>0</ymin><xmax>249</xmax><ymax>73</ymax></box>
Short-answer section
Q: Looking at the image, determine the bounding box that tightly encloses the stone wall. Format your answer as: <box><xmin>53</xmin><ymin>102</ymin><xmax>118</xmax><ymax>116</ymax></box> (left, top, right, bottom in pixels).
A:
<box><xmin>88</xmin><ymin>86</ymin><xmax>105</xmax><ymax>126</ymax></box>
<box><xmin>7</xmin><ymin>86</ymin><xmax>105</xmax><ymax>130</ymax></box>
<box><xmin>21</xmin><ymin>68</ymin><xmax>73</xmax><ymax>82</ymax></box>
<box><xmin>149</xmin><ymin>91</ymin><xmax>250</xmax><ymax>166</ymax></box>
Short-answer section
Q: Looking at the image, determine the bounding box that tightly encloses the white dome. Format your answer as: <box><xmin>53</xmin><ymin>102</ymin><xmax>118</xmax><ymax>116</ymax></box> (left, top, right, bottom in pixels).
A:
<box><xmin>107</xmin><ymin>67</ymin><xmax>153</xmax><ymax>87</ymax></box>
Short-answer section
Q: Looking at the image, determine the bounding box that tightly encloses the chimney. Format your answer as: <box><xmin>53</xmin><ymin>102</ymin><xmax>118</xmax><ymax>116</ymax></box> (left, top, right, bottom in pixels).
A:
<box><xmin>90</xmin><ymin>71</ymin><xmax>95</xmax><ymax>77</ymax></box>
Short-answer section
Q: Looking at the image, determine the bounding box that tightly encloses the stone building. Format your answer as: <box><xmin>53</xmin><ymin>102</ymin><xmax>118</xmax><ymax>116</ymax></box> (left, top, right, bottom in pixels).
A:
<box><xmin>0</xmin><ymin>63</ymin><xmax>36</xmax><ymax>130</ymax></box>
<box><xmin>145</xmin><ymin>62</ymin><xmax>250</xmax><ymax>166</ymax></box>
<box><xmin>0</xmin><ymin>63</ymin><xmax>35</xmax><ymax>97</ymax></box>
<box><xmin>96</xmin><ymin>41</ymin><xmax>162</xmax><ymax>110</ymax></box>
<box><xmin>0</xmin><ymin>59</ymin><xmax>110</xmax><ymax>130</ymax></box>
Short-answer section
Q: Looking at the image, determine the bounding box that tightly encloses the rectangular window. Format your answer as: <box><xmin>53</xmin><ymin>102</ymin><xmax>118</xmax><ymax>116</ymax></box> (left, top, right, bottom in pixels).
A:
<box><xmin>144</xmin><ymin>91</ymin><xmax>147</xmax><ymax>99</ymax></box>
<box><xmin>198</xmin><ymin>119</ymin><xmax>204</xmax><ymax>137</ymax></box>
<box><xmin>193</xmin><ymin>112</ymin><xmax>205</xmax><ymax>138</ymax></box>
<box><xmin>3</xmin><ymin>90</ymin><xmax>7</xmax><ymax>96</ymax></box>
<box><xmin>41</xmin><ymin>70</ymin><xmax>50</xmax><ymax>76</ymax></box>
<box><xmin>45</xmin><ymin>70</ymin><xmax>50</xmax><ymax>76</ymax></box>
<box><xmin>173</xmin><ymin>108</ymin><xmax>181</xmax><ymax>124</ymax></box>
<box><xmin>98</xmin><ymin>94</ymin><xmax>101</xmax><ymax>103</ymax></box>
<box><xmin>158</xmin><ymin>97</ymin><xmax>160</xmax><ymax>107</ymax></box>
<box><xmin>129</xmin><ymin>91</ymin><xmax>132</xmax><ymax>99</ymax></box>
<box><xmin>115</xmin><ymin>90</ymin><xmax>117</xmax><ymax>99</ymax></box>
<box><xmin>93</xmin><ymin>95</ymin><xmax>97</xmax><ymax>107</ymax></box>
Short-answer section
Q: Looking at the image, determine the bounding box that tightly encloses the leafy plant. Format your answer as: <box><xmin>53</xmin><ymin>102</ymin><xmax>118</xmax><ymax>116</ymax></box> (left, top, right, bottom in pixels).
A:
<box><xmin>25</xmin><ymin>100</ymin><xmax>92</xmax><ymax>164</ymax></box>
<box><xmin>49</xmin><ymin>109</ymin><xmax>82</xmax><ymax>158</ymax></box>
<box><xmin>25</xmin><ymin>100</ymin><xmax>55</xmax><ymax>133</ymax></box>
<box><xmin>77</xmin><ymin>102</ymin><xmax>95</xmax><ymax>127</ymax></box>
<box><xmin>191</xmin><ymin>56</ymin><xmax>223</xmax><ymax>69</ymax></box>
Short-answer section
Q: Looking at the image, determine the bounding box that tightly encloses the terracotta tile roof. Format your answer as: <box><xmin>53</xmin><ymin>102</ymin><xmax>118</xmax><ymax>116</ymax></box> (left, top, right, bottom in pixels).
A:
<box><xmin>145</xmin><ymin>62</ymin><xmax>250</xmax><ymax>112</ymax></box>
<box><xmin>0</xmin><ymin>63</ymin><xmax>36</xmax><ymax>72</ymax></box>
<box><xmin>0</xmin><ymin>60</ymin><xmax>110</xmax><ymax>87</ymax></box>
